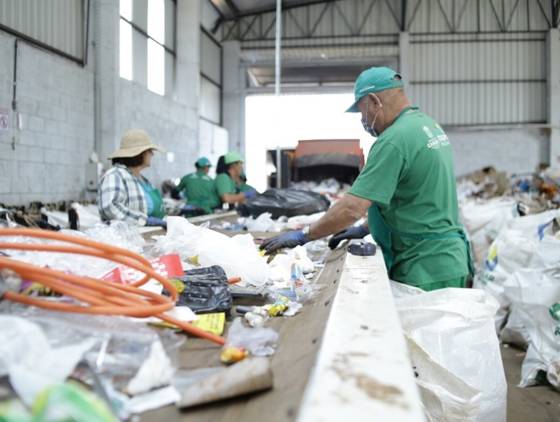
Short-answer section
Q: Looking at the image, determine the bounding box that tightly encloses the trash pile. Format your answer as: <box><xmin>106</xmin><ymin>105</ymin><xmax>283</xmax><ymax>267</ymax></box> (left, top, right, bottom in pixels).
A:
<box><xmin>0</xmin><ymin>212</ymin><xmax>328</xmax><ymax>419</ymax></box>
<box><xmin>290</xmin><ymin>177</ymin><xmax>350</xmax><ymax>200</ymax></box>
<box><xmin>460</xmin><ymin>166</ymin><xmax>560</xmax><ymax>392</ymax></box>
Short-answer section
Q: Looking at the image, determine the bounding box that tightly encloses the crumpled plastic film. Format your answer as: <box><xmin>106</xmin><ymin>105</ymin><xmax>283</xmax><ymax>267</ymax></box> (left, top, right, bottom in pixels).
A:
<box><xmin>153</xmin><ymin>217</ymin><xmax>270</xmax><ymax>287</ymax></box>
<box><xmin>1</xmin><ymin>304</ymin><xmax>184</xmax><ymax>396</ymax></box>
<box><xmin>0</xmin><ymin>315</ymin><xmax>97</xmax><ymax>406</ymax></box>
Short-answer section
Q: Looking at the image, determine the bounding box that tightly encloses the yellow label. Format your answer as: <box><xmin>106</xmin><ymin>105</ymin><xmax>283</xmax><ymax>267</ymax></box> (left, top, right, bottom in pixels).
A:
<box><xmin>191</xmin><ymin>313</ymin><xmax>226</xmax><ymax>335</ymax></box>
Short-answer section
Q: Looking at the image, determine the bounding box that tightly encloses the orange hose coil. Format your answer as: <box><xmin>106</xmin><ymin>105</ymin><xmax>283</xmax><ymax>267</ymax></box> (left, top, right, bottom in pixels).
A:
<box><xmin>0</xmin><ymin>228</ymin><xmax>225</xmax><ymax>345</ymax></box>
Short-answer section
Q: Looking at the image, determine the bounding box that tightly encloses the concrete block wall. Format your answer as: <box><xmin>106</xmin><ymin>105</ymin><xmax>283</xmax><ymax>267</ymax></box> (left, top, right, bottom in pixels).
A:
<box><xmin>118</xmin><ymin>79</ymin><xmax>199</xmax><ymax>185</ymax></box>
<box><xmin>449</xmin><ymin>128</ymin><xmax>549</xmax><ymax>177</ymax></box>
<box><xmin>0</xmin><ymin>32</ymin><xmax>94</xmax><ymax>205</ymax></box>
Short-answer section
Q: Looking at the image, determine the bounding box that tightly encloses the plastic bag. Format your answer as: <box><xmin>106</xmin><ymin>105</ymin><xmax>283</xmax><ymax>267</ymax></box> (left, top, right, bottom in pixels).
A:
<box><xmin>243</xmin><ymin>213</ymin><xmax>286</xmax><ymax>232</ymax></box>
<box><xmin>460</xmin><ymin>198</ymin><xmax>517</xmax><ymax>265</ymax></box>
<box><xmin>501</xmin><ymin>268</ymin><xmax>560</xmax><ymax>347</ymax></box>
<box><xmin>225</xmin><ymin>318</ymin><xmax>278</xmax><ymax>357</ymax></box>
<box><xmin>394</xmin><ymin>286</ymin><xmax>507</xmax><ymax>422</ymax></box>
<box><xmin>2</xmin><ymin>304</ymin><xmax>183</xmax><ymax>396</ymax></box>
<box><xmin>518</xmin><ymin>303</ymin><xmax>560</xmax><ymax>390</ymax></box>
<box><xmin>238</xmin><ymin>188</ymin><xmax>330</xmax><ymax>219</ymax></box>
<box><xmin>0</xmin><ymin>316</ymin><xmax>97</xmax><ymax>406</ymax></box>
<box><xmin>167</xmin><ymin>266</ymin><xmax>233</xmax><ymax>313</ymax></box>
<box><xmin>474</xmin><ymin>210</ymin><xmax>560</xmax><ymax>331</ymax></box>
<box><xmin>153</xmin><ymin>217</ymin><xmax>270</xmax><ymax>287</ymax></box>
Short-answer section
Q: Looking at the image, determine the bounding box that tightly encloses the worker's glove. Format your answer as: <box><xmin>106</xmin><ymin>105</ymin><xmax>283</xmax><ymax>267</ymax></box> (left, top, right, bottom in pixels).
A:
<box><xmin>328</xmin><ymin>225</ymin><xmax>369</xmax><ymax>249</ymax></box>
<box><xmin>243</xmin><ymin>189</ymin><xmax>257</xmax><ymax>200</ymax></box>
<box><xmin>260</xmin><ymin>230</ymin><xmax>309</xmax><ymax>254</ymax></box>
<box><xmin>146</xmin><ymin>216</ymin><xmax>167</xmax><ymax>228</ymax></box>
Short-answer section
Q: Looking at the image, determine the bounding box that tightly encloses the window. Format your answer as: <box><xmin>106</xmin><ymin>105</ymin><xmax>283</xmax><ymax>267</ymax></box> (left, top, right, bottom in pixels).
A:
<box><xmin>200</xmin><ymin>27</ymin><xmax>223</xmax><ymax>125</ymax></box>
<box><xmin>119</xmin><ymin>0</ymin><xmax>176</xmax><ymax>95</ymax></box>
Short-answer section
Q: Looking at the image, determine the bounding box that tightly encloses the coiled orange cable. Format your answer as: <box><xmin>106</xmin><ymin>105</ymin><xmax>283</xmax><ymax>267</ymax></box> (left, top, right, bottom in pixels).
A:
<box><xmin>0</xmin><ymin>228</ymin><xmax>225</xmax><ymax>345</ymax></box>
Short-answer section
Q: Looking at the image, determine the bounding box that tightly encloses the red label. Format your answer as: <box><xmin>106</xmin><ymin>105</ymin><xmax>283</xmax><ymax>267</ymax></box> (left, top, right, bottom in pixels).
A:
<box><xmin>102</xmin><ymin>254</ymin><xmax>183</xmax><ymax>284</ymax></box>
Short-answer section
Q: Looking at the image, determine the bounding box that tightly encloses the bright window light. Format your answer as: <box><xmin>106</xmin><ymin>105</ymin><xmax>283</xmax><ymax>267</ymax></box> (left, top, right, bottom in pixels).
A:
<box><xmin>120</xmin><ymin>0</ymin><xmax>132</xmax><ymax>20</ymax></box>
<box><xmin>245</xmin><ymin>93</ymin><xmax>375</xmax><ymax>192</ymax></box>
<box><xmin>119</xmin><ymin>20</ymin><xmax>132</xmax><ymax>80</ymax></box>
<box><xmin>147</xmin><ymin>0</ymin><xmax>165</xmax><ymax>95</ymax></box>
<box><xmin>148</xmin><ymin>40</ymin><xmax>165</xmax><ymax>95</ymax></box>
<box><xmin>148</xmin><ymin>0</ymin><xmax>165</xmax><ymax>44</ymax></box>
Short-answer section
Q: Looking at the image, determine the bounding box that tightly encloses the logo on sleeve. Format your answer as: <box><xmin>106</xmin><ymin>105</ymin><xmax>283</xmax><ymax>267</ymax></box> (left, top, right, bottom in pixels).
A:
<box><xmin>423</xmin><ymin>125</ymin><xmax>450</xmax><ymax>149</ymax></box>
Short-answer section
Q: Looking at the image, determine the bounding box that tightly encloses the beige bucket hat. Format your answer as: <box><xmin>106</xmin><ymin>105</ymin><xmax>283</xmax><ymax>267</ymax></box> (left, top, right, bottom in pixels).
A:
<box><xmin>108</xmin><ymin>129</ymin><xmax>165</xmax><ymax>159</ymax></box>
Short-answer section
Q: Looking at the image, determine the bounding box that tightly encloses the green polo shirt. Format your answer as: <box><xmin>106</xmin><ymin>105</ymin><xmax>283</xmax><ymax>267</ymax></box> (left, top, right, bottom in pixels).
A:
<box><xmin>215</xmin><ymin>173</ymin><xmax>255</xmax><ymax>197</ymax></box>
<box><xmin>349</xmin><ymin>107</ymin><xmax>469</xmax><ymax>289</ymax></box>
<box><xmin>177</xmin><ymin>171</ymin><xmax>220</xmax><ymax>214</ymax></box>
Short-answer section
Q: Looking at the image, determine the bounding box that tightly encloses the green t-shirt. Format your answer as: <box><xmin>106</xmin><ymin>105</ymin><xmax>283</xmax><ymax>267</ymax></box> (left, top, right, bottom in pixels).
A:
<box><xmin>215</xmin><ymin>173</ymin><xmax>255</xmax><ymax>197</ymax></box>
<box><xmin>349</xmin><ymin>106</ymin><xmax>469</xmax><ymax>288</ymax></box>
<box><xmin>177</xmin><ymin>171</ymin><xmax>220</xmax><ymax>214</ymax></box>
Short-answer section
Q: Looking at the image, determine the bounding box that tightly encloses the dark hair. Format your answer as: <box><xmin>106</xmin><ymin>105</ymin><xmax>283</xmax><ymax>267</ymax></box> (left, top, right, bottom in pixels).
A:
<box><xmin>112</xmin><ymin>151</ymin><xmax>147</xmax><ymax>167</ymax></box>
<box><xmin>216</xmin><ymin>155</ymin><xmax>227</xmax><ymax>175</ymax></box>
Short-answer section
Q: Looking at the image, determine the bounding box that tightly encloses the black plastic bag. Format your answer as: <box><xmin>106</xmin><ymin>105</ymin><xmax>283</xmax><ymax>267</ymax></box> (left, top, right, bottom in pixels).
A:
<box><xmin>237</xmin><ymin>188</ymin><xmax>330</xmax><ymax>219</ymax></box>
<box><xmin>165</xmin><ymin>265</ymin><xmax>233</xmax><ymax>314</ymax></box>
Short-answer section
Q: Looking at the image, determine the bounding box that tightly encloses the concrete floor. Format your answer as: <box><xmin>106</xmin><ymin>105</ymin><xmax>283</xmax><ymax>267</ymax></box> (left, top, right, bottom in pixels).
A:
<box><xmin>502</xmin><ymin>344</ymin><xmax>560</xmax><ymax>421</ymax></box>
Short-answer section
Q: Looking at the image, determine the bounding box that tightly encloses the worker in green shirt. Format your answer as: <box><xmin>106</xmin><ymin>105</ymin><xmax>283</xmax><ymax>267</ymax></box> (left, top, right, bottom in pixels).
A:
<box><xmin>215</xmin><ymin>152</ymin><xmax>258</xmax><ymax>206</ymax></box>
<box><xmin>177</xmin><ymin>157</ymin><xmax>221</xmax><ymax>215</ymax></box>
<box><xmin>261</xmin><ymin>66</ymin><xmax>473</xmax><ymax>292</ymax></box>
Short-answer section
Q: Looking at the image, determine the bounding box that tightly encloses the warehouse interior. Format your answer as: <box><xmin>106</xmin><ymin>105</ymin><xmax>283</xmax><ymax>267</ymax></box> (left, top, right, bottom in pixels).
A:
<box><xmin>1</xmin><ymin>1</ymin><xmax>560</xmax><ymax>421</ymax></box>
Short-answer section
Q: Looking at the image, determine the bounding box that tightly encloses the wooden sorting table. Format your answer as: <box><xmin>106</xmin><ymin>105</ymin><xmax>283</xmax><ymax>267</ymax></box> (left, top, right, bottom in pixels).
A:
<box><xmin>139</xmin><ymin>213</ymin><xmax>425</xmax><ymax>422</ymax></box>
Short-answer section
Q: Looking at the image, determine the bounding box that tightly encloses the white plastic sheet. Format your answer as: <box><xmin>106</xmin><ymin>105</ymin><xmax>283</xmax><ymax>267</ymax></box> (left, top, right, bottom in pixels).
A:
<box><xmin>460</xmin><ymin>198</ymin><xmax>517</xmax><ymax>265</ymax></box>
<box><xmin>501</xmin><ymin>268</ymin><xmax>560</xmax><ymax>347</ymax></box>
<box><xmin>154</xmin><ymin>217</ymin><xmax>270</xmax><ymax>286</ymax></box>
<box><xmin>394</xmin><ymin>287</ymin><xmax>507</xmax><ymax>422</ymax></box>
<box><xmin>0</xmin><ymin>316</ymin><xmax>96</xmax><ymax>405</ymax></box>
<box><xmin>517</xmin><ymin>303</ymin><xmax>560</xmax><ymax>390</ymax></box>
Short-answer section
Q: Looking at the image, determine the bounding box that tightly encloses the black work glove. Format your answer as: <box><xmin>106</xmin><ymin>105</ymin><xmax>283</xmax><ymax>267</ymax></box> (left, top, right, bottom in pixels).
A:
<box><xmin>260</xmin><ymin>230</ymin><xmax>308</xmax><ymax>254</ymax></box>
<box><xmin>328</xmin><ymin>225</ymin><xmax>369</xmax><ymax>249</ymax></box>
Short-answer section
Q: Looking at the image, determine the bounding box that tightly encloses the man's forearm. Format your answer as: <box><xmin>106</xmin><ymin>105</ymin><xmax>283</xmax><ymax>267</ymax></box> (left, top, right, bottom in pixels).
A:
<box><xmin>307</xmin><ymin>194</ymin><xmax>371</xmax><ymax>241</ymax></box>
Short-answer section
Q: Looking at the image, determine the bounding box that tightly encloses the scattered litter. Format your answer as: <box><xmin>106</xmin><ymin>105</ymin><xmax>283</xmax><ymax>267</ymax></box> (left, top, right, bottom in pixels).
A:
<box><xmin>0</xmin><ymin>316</ymin><xmax>97</xmax><ymax>405</ymax></box>
<box><xmin>153</xmin><ymin>217</ymin><xmax>270</xmax><ymax>286</ymax></box>
<box><xmin>225</xmin><ymin>318</ymin><xmax>279</xmax><ymax>357</ymax></box>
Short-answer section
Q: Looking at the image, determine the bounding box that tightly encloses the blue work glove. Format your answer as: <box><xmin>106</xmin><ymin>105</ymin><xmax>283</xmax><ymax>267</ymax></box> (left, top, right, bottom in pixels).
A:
<box><xmin>146</xmin><ymin>216</ymin><xmax>167</xmax><ymax>228</ymax></box>
<box><xmin>243</xmin><ymin>189</ymin><xmax>257</xmax><ymax>200</ymax></box>
<box><xmin>260</xmin><ymin>230</ymin><xmax>308</xmax><ymax>254</ymax></box>
<box><xmin>328</xmin><ymin>225</ymin><xmax>369</xmax><ymax>249</ymax></box>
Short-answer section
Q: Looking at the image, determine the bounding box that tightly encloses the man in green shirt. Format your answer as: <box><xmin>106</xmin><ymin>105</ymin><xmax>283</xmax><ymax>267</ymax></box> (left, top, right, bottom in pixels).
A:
<box><xmin>261</xmin><ymin>67</ymin><xmax>473</xmax><ymax>291</ymax></box>
<box><xmin>215</xmin><ymin>152</ymin><xmax>257</xmax><ymax>205</ymax></box>
<box><xmin>177</xmin><ymin>157</ymin><xmax>221</xmax><ymax>214</ymax></box>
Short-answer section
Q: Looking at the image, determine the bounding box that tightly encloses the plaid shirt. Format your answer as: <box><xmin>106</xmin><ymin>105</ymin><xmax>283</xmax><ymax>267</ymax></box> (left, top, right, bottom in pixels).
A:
<box><xmin>98</xmin><ymin>164</ymin><xmax>147</xmax><ymax>225</ymax></box>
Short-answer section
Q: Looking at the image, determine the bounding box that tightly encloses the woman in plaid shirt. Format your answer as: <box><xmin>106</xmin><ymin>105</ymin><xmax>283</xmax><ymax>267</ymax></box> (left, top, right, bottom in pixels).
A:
<box><xmin>98</xmin><ymin>129</ymin><xmax>166</xmax><ymax>227</ymax></box>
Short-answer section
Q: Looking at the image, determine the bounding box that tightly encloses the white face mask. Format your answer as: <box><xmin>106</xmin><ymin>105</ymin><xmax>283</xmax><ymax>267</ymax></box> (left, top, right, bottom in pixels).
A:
<box><xmin>361</xmin><ymin>96</ymin><xmax>381</xmax><ymax>137</ymax></box>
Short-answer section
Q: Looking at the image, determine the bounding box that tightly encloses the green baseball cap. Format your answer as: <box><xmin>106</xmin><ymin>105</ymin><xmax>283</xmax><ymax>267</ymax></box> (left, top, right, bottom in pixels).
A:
<box><xmin>195</xmin><ymin>157</ymin><xmax>212</xmax><ymax>167</ymax></box>
<box><xmin>346</xmin><ymin>66</ymin><xmax>404</xmax><ymax>113</ymax></box>
<box><xmin>224</xmin><ymin>152</ymin><xmax>244</xmax><ymax>165</ymax></box>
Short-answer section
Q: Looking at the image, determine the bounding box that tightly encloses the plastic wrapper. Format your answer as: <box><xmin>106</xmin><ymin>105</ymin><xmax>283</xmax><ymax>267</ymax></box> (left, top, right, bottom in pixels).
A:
<box><xmin>243</xmin><ymin>212</ymin><xmax>286</xmax><ymax>232</ymax></box>
<box><xmin>152</xmin><ymin>217</ymin><xmax>270</xmax><ymax>287</ymax></box>
<box><xmin>0</xmin><ymin>221</ymin><xmax>147</xmax><ymax>279</ymax></box>
<box><xmin>237</xmin><ymin>188</ymin><xmax>330</xmax><ymax>219</ymax></box>
<box><xmin>165</xmin><ymin>266</ymin><xmax>233</xmax><ymax>313</ymax></box>
<box><xmin>225</xmin><ymin>318</ymin><xmax>278</xmax><ymax>357</ymax></box>
<box><xmin>1</xmin><ymin>304</ymin><xmax>183</xmax><ymax>397</ymax></box>
<box><xmin>0</xmin><ymin>315</ymin><xmax>97</xmax><ymax>406</ymax></box>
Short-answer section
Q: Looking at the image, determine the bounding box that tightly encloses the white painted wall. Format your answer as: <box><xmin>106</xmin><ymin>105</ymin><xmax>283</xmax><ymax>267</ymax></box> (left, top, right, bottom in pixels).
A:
<box><xmin>0</xmin><ymin>32</ymin><xmax>94</xmax><ymax>205</ymax></box>
<box><xmin>449</xmin><ymin>127</ymin><xmax>549</xmax><ymax>177</ymax></box>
